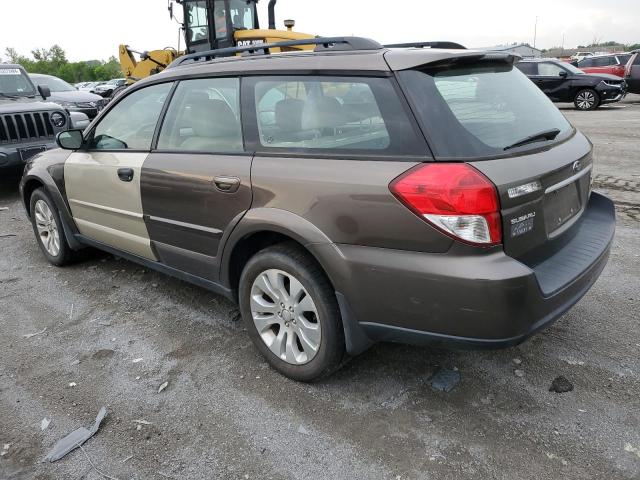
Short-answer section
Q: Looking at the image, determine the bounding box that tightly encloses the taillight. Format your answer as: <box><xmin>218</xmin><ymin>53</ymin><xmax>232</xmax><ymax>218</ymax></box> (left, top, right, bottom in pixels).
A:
<box><xmin>390</xmin><ymin>163</ymin><xmax>502</xmax><ymax>246</ymax></box>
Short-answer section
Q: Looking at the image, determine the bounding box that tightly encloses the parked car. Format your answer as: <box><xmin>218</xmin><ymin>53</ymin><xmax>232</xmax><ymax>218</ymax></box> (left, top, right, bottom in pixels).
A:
<box><xmin>624</xmin><ymin>50</ymin><xmax>640</xmax><ymax>94</ymax></box>
<box><xmin>571</xmin><ymin>52</ymin><xmax>594</xmax><ymax>62</ymax></box>
<box><xmin>0</xmin><ymin>64</ymin><xmax>70</xmax><ymax>171</ymax></box>
<box><xmin>30</xmin><ymin>74</ymin><xmax>107</xmax><ymax>119</ymax></box>
<box><xmin>20</xmin><ymin>38</ymin><xmax>615</xmax><ymax>381</ymax></box>
<box><xmin>577</xmin><ymin>53</ymin><xmax>633</xmax><ymax>78</ymax></box>
<box><xmin>94</xmin><ymin>78</ymin><xmax>127</xmax><ymax>98</ymax></box>
<box><xmin>516</xmin><ymin>59</ymin><xmax>627</xmax><ymax>109</ymax></box>
<box><xmin>78</xmin><ymin>82</ymin><xmax>100</xmax><ymax>93</ymax></box>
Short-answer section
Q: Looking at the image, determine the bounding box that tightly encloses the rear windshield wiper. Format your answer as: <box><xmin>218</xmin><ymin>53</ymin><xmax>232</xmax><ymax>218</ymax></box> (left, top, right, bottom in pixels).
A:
<box><xmin>503</xmin><ymin>128</ymin><xmax>561</xmax><ymax>151</ymax></box>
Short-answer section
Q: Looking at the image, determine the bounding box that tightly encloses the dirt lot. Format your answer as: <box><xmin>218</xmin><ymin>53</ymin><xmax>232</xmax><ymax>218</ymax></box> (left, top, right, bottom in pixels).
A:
<box><xmin>1</xmin><ymin>96</ymin><xmax>639</xmax><ymax>480</ymax></box>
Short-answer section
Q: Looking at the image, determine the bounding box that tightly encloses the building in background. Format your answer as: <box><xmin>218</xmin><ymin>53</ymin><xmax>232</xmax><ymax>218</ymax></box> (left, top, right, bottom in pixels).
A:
<box><xmin>480</xmin><ymin>43</ymin><xmax>542</xmax><ymax>58</ymax></box>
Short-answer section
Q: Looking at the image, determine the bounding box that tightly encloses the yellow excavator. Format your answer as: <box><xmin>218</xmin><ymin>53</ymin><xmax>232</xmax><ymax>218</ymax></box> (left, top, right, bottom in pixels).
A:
<box><xmin>119</xmin><ymin>0</ymin><xmax>314</xmax><ymax>84</ymax></box>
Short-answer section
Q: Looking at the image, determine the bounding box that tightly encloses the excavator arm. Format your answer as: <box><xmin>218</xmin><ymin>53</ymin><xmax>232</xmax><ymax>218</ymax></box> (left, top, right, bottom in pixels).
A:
<box><xmin>118</xmin><ymin>45</ymin><xmax>181</xmax><ymax>83</ymax></box>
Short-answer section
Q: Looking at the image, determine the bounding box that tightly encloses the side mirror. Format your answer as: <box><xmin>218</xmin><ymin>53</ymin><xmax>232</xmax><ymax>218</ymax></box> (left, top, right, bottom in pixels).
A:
<box><xmin>168</xmin><ymin>0</ymin><xmax>174</xmax><ymax>19</ymax></box>
<box><xmin>56</xmin><ymin>130</ymin><xmax>84</xmax><ymax>150</ymax></box>
<box><xmin>559</xmin><ymin>70</ymin><xmax>568</xmax><ymax>78</ymax></box>
<box><xmin>38</xmin><ymin>85</ymin><xmax>51</xmax><ymax>100</ymax></box>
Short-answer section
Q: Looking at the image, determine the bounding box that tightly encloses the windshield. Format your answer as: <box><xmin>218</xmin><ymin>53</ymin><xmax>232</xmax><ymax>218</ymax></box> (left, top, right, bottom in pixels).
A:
<box><xmin>31</xmin><ymin>75</ymin><xmax>75</xmax><ymax>92</ymax></box>
<box><xmin>0</xmin><ymin>67</ymin><xmax>36</xmax><ymax>96</ymax></box>
<box><xmin>398</xmin><ymin>62</ymin><xmax>573</xmax><ymax>159</ymax></box>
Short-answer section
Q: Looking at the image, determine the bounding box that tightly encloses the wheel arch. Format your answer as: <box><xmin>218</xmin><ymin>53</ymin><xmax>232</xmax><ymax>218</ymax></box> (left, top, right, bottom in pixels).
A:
<box><xmin>20</xmin><ymin>162</ymin><xmax>83</xmax><ymax>250</ymax></box>
<box><xmin>219</xmin><ymin>208</ymin><xmax>374</xmax><ymax>356</ymax></box>
<box><xmin>220</xmin><ymin>208</ymin><xmax>338</xmax><ymax>295</ymax></box>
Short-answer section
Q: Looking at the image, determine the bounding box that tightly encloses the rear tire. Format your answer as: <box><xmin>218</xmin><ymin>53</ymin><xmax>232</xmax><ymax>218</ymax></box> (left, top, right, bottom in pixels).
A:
<box><xmin>239</xmin><ymin>242</ymin><xmax>345</xmax><ymax>382</ymax></box>
<box><xmin>574</xmin><ymin>89</ymin><xmax>600</xmax><ymax>110</ymax></box>
<box><xmin>29</xmin><ymin>188</ymin><xmax>77</xmax><ymax>266</ymax></box>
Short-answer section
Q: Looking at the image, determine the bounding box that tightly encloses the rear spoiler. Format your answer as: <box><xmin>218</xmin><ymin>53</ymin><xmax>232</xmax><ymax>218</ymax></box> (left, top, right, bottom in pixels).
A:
<box><xmin>385</xmin><ymin>50</ymin><xmax>520</xmax><ymax>71</ymax></box>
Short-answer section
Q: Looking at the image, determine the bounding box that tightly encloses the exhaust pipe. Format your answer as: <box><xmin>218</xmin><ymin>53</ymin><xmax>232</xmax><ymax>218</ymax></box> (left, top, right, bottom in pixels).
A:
<box><xmin>268</xmin><ymin>0</ymin><xmax>277</xmax><ymax>29</ymax></box>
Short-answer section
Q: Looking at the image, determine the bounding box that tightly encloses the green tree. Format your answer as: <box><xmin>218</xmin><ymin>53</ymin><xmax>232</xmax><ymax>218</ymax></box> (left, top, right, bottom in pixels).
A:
<box><xmin>3</xmin><ymin>46</ymin><xmax>122</xmax><ymax>83</ymax></box>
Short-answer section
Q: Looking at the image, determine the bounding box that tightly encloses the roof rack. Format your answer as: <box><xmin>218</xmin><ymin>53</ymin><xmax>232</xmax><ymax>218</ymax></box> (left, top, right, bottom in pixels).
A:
<box><xmin>168</xmin><ymin>36</ymin><xmax>383</xmax><ymax>68</ymax></box>
<box><xmin>384</xmin><ymin>41</ymin><xmax>467</xmax><ymax>50</ymax></box>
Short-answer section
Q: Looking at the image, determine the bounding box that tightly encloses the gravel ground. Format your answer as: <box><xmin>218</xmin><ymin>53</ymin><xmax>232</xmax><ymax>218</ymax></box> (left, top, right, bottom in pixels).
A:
<box><xmin>1</xmin><ymin>95</ymin><xmax>639</xmax><ymax>480</ymax></box>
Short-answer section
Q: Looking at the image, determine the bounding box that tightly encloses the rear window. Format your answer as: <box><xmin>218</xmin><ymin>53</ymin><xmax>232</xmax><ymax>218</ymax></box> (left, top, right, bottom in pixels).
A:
<box><xmin>617</xmin><ymin>54</ymin><xmax>631</xmax><ymax>65</ymax></box>
<box><xmin>398</xmin><ymin>62</ymin><xmax>573</xmax><ymax>159</ymax></box>
<box><xmin>248</xmin><ymin>76</ymin><xmax>425</xmax><ymax>157</ymax></box>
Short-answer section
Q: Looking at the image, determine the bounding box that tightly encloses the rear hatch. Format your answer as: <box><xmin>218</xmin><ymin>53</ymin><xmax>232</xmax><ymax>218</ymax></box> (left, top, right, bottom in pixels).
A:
<box><xmin>394</xmin><ymin>54</ymin><xmax>595</xmax><ymax>263</ymax></box>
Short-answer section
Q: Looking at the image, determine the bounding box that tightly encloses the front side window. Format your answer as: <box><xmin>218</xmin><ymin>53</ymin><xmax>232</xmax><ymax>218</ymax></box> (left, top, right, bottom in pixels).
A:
<box><xmin>254</xmin><ymin>77</ymin><xmax>394</xmax><ymax>152</ymax></box>
<box><xmin>88</xmin><ymin>82</ymin><xmax>172</xmax><ymax>151</ymax></box>
<box><xmin>538</xmin><ymin>62</ymin><xmax>566</xmax><ymax>76</ymax></box>
<box><xmin>399</xmin><ymin>62</ymin><xmax>573</xmax><ymax>159</ymax></box>
<box><xmin>0</xmin><ymin>68</ymin><xmax>36</xmax><ymax>96</ymax></box>
<box><xmin>186</xmin><ymin>0</ymin><xmax>209</xmax><ymax>43</ymax></box>
<box><xmin>157</xmin><ymin>77</ymin><xmax>243</xmax><ymax>153</ymax></box>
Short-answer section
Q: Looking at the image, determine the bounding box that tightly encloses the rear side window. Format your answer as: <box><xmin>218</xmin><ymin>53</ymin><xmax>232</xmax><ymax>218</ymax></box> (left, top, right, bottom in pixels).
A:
<box><xmin>157</xmin><ymin>77</ymin><xmax>243</xmax><ymax>153</ymax></box>
<box><xmin>634</xmin><ymin>54</ymin><xmax>640</xmax><ymax>66</ymax></box>
<box><xmin>398</xmin><ymin>63</ymin><xmax>573</xmax><ymax>159</ymax></box>
<box><xmin>515</xmin><ymin>62</ymin><xmax>537</xmax><ymax>75</ymax></box>
<box><xmin>249</xmin><ymin>76</ymin><xmax>425</xmax><ymax>156</ymax></box>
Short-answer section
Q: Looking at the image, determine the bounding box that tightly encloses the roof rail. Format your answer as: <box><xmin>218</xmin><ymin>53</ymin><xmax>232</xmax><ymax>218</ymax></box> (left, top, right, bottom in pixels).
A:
<box><xmin>168</xmin><ymin>37</ymin><xmax>383</xmax><ymax>68</ymax></box>
<box><xmin>384</xmin><ymin>41</ymin><xmax>467</xmax><ymax>50</ymax></box>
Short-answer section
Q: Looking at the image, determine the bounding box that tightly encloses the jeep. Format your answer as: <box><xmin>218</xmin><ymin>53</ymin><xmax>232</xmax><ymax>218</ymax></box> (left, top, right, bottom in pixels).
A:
<box><xmin>20</xmin><ymin>38</ymin><xmax>615</xmax><ymax>381</ymax></box>
<box><xmin>0</xmin><ymin>64</ymin><xmax>70</xmax><ymax>171</ymax></box>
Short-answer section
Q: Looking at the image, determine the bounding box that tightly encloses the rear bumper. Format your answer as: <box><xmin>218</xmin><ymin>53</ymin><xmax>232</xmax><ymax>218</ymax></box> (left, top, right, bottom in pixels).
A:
<box><xmin>330</xmin><ymin>192</ymin><xmax>615</xmax><ymax>353</ymax></box>
<box><xmin>0</xmin><ymin>141</ymin><xmax>57</xmax><ymax>170</ymax></box>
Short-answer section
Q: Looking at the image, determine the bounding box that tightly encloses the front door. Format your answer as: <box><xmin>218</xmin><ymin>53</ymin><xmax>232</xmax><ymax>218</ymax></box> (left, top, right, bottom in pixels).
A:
<box><xmin>140</xmin><ymin>77</ymin><xmax>251</xmax><ymax>281</ymax></box>
<box><xmin>534</xmin><ymin>62</ymin><xmax>570</xmax><ymax>101</ymax></box>
<box><xmin>64</xmin><ymin>82</ymin><xmax>174</xmax><ymax>260</ymax></box>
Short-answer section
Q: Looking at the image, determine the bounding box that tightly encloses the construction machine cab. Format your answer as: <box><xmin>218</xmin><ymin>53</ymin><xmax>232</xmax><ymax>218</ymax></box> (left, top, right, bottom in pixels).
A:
<box><xmin>180</xmin><ymin>0</ymin><xmax>262</xmax><ymax>53</ymax></box>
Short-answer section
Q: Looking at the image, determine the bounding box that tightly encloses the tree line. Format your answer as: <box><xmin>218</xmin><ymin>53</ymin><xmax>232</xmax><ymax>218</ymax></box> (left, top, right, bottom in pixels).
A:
<box><xmin>3</xmin><ymin>45</ymin><xmax>122</xmax><ymax>83</ymax></box>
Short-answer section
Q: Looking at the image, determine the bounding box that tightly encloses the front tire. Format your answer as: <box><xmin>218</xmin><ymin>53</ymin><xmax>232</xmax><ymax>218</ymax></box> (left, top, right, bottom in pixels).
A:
<box><xmin>574</xmin><ymin>89</ymin><xmax>600</xmax><ymax>110</ymax></box>
<box><xmin>29</xmin><ymin>188</ymin><xmax>77</xmax><ymax>266</ymax></box>
<box><xmin>239</xmin><ymin>243</ymin><xmax>345</xmax><ymax>382</ymax></box>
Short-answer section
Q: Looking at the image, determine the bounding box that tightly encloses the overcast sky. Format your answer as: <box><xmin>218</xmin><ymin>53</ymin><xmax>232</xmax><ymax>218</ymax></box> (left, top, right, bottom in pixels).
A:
<box><xmin>1</xmin><ymin>0</ymin><xmax>638</xmax><ymax>62</ymax></box>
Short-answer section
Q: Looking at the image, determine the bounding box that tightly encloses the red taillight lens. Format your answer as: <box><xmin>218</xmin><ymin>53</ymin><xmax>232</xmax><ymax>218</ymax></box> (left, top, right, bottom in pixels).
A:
<box><xmin>390</xmin><ymin>163</ymin><xmax>502</xmax><ymax>246</ymax></box>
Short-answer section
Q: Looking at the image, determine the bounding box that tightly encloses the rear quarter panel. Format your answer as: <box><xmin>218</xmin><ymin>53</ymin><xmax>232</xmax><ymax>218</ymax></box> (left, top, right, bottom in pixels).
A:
<box><xmin>250</xmin><ymin>156</ymin><xmax>453</xmax><ymax>253</ymax></box>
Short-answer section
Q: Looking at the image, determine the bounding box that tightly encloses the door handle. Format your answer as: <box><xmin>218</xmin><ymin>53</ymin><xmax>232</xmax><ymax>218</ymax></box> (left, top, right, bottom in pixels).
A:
<box><xmin>213</xmin><ymin>176</ymin><xmax>240</xmax><ymax>193</ymax></box>
<box><xmin>117</xmin><ymin>168</ymin><xmax>134</xmax><ymax>182</ymax></box>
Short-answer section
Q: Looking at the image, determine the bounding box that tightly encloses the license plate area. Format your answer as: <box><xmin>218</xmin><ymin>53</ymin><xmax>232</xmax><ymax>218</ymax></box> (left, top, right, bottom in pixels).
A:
<box><xmin>19</xmin><ymin>146</ymin><xmax>47</xmax><ymax>162</ymax></box>
<box><xmin>543</xmin><ymin>181</ymin><xmax>581</xmax><ymax>235</ymax></box>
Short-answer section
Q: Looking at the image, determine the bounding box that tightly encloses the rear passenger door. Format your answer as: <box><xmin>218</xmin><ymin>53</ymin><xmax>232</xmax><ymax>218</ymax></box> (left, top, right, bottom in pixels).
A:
<box><xmin>65</xmin><ymin>82</ymin><xmax>173</xmax><ymax>260</ymax></box>
<box><xmin>141</xmin><ymin>77</ymin><xmax>251</xmax><ymax>282</ymax></box>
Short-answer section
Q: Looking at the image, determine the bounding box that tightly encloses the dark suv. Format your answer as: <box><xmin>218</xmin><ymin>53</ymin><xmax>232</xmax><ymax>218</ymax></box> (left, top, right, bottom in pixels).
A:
<box><xmin>20</xmin><ymin>38</ymin><xmax>615</xmax><ymax>381</ymax></box>
<box><xmin>516</xmin><ymin>58</ymin><xmax>627</xmax><ymax>110</ymax></box>
<box><xmin>1</xmin><ymin>64</ymin><xmax>70</xmax><ymax>171</ymax></box>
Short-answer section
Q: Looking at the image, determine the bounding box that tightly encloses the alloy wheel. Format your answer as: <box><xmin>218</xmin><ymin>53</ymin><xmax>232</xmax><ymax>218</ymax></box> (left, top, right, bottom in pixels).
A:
<box><xmin>34</xmin><ymin>199</ymin><xmax>60</xmax><ymax>257</ymax></box>
<box><xmin>576</xmin><ymin>90</ymin><xmax>596</xmax><ymax>109</ymax></box>
<box><xmin>250</xmin><ymin>269</ymin><xmax>321</xmax><ymax>365</ymax></box>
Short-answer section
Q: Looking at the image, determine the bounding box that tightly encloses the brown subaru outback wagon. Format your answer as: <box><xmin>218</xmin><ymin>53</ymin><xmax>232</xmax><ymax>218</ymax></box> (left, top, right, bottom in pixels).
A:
<box><xmin>20</xmin><ymin>37</ymin><xmax>615</xmax><ymax>381</ymax></box>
